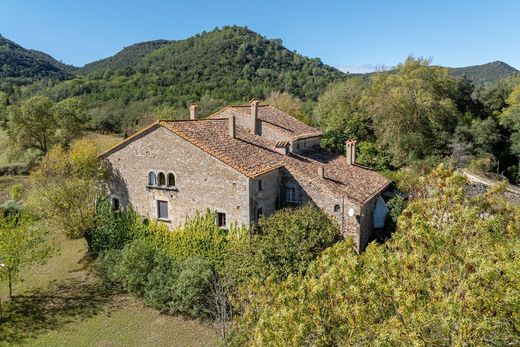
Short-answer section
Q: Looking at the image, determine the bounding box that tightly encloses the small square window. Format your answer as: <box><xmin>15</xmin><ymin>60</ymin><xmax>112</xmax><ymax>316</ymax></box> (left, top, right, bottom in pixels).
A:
<box><xmin>216</xmin><ymin>212</ymin><xmax>226</xmax><ymax>227</ymax></box>
<box><xmin>258</xmin><ymin>180</ymin><xmax>263</xmax><ymax>191</ymax></box>
<box><xmin>285</xmin><ymin>188</ymin><xmax>297</xmax><ymax>203</ymax></box>
<box><xmin>334</xmin><ymin>204</ymin><xmax>340</xmax><ymax>212</ymax></box>
<box><xmin>157</xmin><ymin>200</ymin><xmax>168</xmax><ymax>220</ymax></box>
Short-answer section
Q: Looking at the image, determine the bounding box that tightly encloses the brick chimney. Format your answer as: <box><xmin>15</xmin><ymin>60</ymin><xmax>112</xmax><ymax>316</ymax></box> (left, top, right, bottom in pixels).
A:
<box><xmin>250</xmin><ymin>99</ymin><xmax>259</xmax><ymax>134</ymax></box>
<box><xmin>346</xmin><ymin>139</ymin><xmax>357</xmax><ymax>165</ymax></box>
<box><xmin>190</xmin><ymin>104</ymin><xmax>198</xmax><ymax>120</ymax></box>
<box><xmin>228</xmin><ymin>115</ymin><xmax>236</xmax><ymax>139</ymax></box>
<box><xmin>318</xmin><ymin>166</ymin><xmax>324</xmax><ymax>178</ymax></box>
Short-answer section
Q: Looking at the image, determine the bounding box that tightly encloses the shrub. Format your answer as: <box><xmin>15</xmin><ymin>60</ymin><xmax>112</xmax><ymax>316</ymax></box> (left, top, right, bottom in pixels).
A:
<box><xmin>9</xmin><ymin>183</ymin><xmax>23</xmax><ymax>201</ymax></box>
<box><xmin>144</xmin><ymin>251</ymin><xmax>180</xmax><ymax>311</ymax></box>
<box><xmin>87</xmin><ymin>196</ymin><xmax>146</xmax><ymax>255</ymax></box>
<box><xmin>116</xmin><ymin>238</ymin><xmax>158</xmax><ymax>297</ymax></box>
<box><xmin>95</xmin><ymin>248</ymin><xmax>123</xmax><ymax>291</ymax></box>
<box><xmin>167</xmin><ymin>256</ymin><xmax>213</xmax><ymax>317</ymax></box>
<box><xmin>145</xmin><ymin>211</ymin><xmax>231</xmax><ymax>268</ymax></box>
<box><xmin>226</xmin><ymin>204</ymin><xmax>340</xmax><ymax>283</ymax></box>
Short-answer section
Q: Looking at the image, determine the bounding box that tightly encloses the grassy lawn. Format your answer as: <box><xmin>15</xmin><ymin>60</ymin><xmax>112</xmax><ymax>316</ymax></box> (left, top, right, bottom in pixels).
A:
<box><xmin>0</xmin><ymin>234</ymin><xmax>217</xmax><ymax>347</ymax></box>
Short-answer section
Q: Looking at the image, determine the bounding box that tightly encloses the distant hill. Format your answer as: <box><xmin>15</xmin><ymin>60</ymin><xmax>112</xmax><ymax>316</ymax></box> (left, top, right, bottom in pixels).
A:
<box><xmin>74</xmin><ymin>26</ymin><xmax>344</xmax><ymax>101</ymax></box>
<box><xmin>449</xmin><ymin>61</ymin><xmax>519</xmax><ymax>86</ymax></box>
<box><xmin>81</xmin><ymin>40</ymin><xmax>171</xmax><ymax>75</ymax></box>
<box><xmin>43</xmin><ymin>26</ymin><xmax>345</xmax><ymax>132</ymax></box>
<box><xmin>0</xmin><ymin>34</ymin><xmax>76</xmax><ymax>83</ymax></box>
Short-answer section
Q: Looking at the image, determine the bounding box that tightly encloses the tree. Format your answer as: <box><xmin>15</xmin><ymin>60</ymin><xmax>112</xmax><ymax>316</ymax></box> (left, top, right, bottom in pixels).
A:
<box><xmin>501</xmin><ymin>84</ymin><xmax>520</xmax><ymax>159</ymax></box>
<box><xmin>231</xmin><ymin>166</ymin><xmax>520</xmax><ymax>346</ymax></box>
<box><xmin>265</xmin><ymin>91</ymin><xmax>311</xmax><ymax>125</ymax></box>
<box><xmin>6</xmin><ymin>95</ymin><xmax>56</xmax><ymax>154</ymax></box>
<box><xmin>26</xmin><ymin>139</ymin><xmax>105</xmax><ymax>238</ymax></box>
<box><xmin>315</xmin><ymin>77</ymin><xmax>368</xmax><ymax>140</ymax></box>
<box><xmin>0</xmin><ymin>213</ymin><xmax>49</xmax><ymax>299</ymax></box>
<box><xmin>52</xmin><ymin>97</ymin><xmax>90</xmax><ymax>147</ymax></box>
<box><xmin>362</xmin><ymin>57</ymin><xmax>461</xmax><ymax>166</ymax></box>
<box><xmin>226</xmin><ymin>205</ymin><xmax>340</xmax><ymax>283</ymax></box>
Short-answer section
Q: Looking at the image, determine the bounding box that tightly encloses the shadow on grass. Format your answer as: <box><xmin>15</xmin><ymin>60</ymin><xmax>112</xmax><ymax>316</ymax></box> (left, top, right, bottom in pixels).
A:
<box><xmin>0</xmin><ymin>276</ymin><xmax>116</xmax><ymax>344</ymax></box>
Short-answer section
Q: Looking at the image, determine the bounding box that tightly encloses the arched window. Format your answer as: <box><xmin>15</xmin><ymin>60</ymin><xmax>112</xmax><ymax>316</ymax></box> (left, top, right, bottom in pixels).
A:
<box><xmin>148</xmin><ymin>171</ymin><xmax>156</xmax><ymax>186</ymax></box>
<box><xmin>167</xmin><ymin>173</ymin><xmax>176</xmax><ymax>187</ymax></box>
<box><xmin>158</xmin><ymin>172</ymin><xmax>166</xmax><ymax>186</ymax></box>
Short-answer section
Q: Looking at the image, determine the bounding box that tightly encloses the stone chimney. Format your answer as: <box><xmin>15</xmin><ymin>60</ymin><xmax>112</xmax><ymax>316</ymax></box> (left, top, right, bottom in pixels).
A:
<box><xmin>346</xmin><ymin>139</ymin><xmax>357</xmax><ymax>165</ymax></box>
<box><xmin>318</xmin><ymin>166</ymin><xmax>324</xmax><ymax>178</ymax></box>
<box><xmin>250</xmin><ymin>99</ymin><xmax>259</xmax><ymax>134</ymax></box>
<box><xmin>190</xmin><ymin>104</ymin><xmax>198</xmax><ymax>120</ymax></box>
<box><xmin>228</xmin><ymin>115</ymin><xmax>236</xmax><ymax>139</ymax></box>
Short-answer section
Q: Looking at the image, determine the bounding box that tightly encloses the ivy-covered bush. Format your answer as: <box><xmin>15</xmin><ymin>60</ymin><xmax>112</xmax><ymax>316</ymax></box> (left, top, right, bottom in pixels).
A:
<box><xmin>87</xmin><ymin>196</ymin><xmax>147</xmax><ymax>255</ymax></box>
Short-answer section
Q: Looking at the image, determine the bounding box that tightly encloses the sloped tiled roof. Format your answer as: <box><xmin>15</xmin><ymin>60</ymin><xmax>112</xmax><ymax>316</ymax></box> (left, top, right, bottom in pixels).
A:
<box><xmin>284</xmin><ymin>150</ymin><xmax>391</xmax><ymax>204</ymax></box>
<box><xmin>209</xmin><ymin>104</ymin><xmax>323</xmax><ymax>140</ymax></box>
<box><xmin>159</xmin><ymin>119</ymin><xmax>283</xmax><ymax>178</ymax></box>
<box><xmin>162</xmin><ymin>119</ymin><xmax>390</xmax><ymax>204</ymax></box>
<box><xmin>99</xmin><ymin>111</ymin><xmax>390</xmax><ymax>205</ymax></box>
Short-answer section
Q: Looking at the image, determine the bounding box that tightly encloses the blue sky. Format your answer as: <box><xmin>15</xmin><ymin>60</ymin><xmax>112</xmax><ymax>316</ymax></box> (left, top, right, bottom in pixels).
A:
<box><xmin>1</xmin><ymin>0</ymin><xmax>518</xmax><ymax>72</ymax></box>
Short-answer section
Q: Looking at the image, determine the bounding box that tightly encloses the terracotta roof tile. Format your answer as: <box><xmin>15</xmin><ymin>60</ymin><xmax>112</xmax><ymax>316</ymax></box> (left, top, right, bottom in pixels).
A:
<box><xmin>209</xmin><ymin>105</ymin><xmax>322</xmax><ymax>140</ymax></box>
<box><xmin>160</xmin><ymin>119</ymin><xmax>390</xmax><ymax>204</ymax></box>
<box><xmin>159</xmin><ymin>119</ymin><xmax>282</xmax><ymax>178</ymax></box>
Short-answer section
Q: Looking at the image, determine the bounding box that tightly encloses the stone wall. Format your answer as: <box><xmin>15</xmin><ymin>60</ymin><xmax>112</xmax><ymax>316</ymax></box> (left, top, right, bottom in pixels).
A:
<box><xmin>250</xmin><ymin>170</ymin><xmax>280</xmax><ymax>222</ymax></box>
<box><xmin>291</xmin><ymin>136</ymin><xmax>322</xmax><ymax>154</ymax></box>
<box><xmin>280</xmin><ymin>167</ymin><xmax>361</xmax><ymax>243</ymax></box>
<box><xmin>104</xmin><ymin>126</ymin><xmax>251</xmax><ymax>228</ymax></box>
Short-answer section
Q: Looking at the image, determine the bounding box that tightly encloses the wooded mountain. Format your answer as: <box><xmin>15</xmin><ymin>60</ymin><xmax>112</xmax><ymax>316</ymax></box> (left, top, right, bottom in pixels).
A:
<box><xmin>449</xmin><ymin>61</ymin><xmax>519</xmax><ymax>86</ymax></box>
<box><xmin>0</xmin><ymin>34</ymin><xmax>75</xmax><ymax>89</ymax></box>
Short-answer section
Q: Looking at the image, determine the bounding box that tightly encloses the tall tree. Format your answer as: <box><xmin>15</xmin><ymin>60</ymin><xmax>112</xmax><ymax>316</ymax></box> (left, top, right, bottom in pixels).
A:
<box><xmin>362</xmin><ymin>57</ymin><xmax>461</xmax><ymax>165</ymax></box>
<box><xmin>0</xmin><ymin>213</ymin><xmax>49</xmax><ymax>299</ymax></box>
<box><xmin>52</xmin><ymin>97</ymin><xmax>90</xmax><ymax>147</ymax></box>
<box><xmin>315</xmin><ymin>77</ymin><xmax>368</xmax><ymax>138</ymax></box>
<box><xmin>6</xmin><ymin>95</ymin><xmax>55</xmax><ymax>154</ymax></box>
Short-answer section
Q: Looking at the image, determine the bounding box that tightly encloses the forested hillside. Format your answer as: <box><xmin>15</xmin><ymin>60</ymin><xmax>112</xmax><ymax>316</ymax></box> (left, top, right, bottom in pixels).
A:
<box><xmin>42</xmin><ymin>26</ymin><xmax>344</xmax><ymax>132</ymax></box>
<box><xmin>0</xmin><ymin>34</ymin><xmax>75</xmax><ymax>93</ymax></box>
<box><xmin>449</xmin><ymin>61</ymin><xmax>519</xmax><ymax>86</ymax></box>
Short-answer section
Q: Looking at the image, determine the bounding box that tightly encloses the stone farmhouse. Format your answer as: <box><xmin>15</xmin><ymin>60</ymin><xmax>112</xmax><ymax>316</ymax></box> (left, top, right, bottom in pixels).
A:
<box><xmin>99</xmin><ymin>100</ymin><xmax>391</xmax><ymax>252</ymax></box>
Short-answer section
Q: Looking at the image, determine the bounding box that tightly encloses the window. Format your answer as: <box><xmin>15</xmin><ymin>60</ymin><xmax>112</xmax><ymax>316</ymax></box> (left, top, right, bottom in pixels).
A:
<box><xmin>285</xmin><ymin>187</ymin><xmax>297</xmax><ymax>203</ymax></box>
<box><xmin>258</xmin><ymin>179</ymin><xmax>262</xmax><ymax>191</ymax></box>
<box><xmin>334</xmin><ymin>204</ymin><xmax>340</xmax><ymax>212</ymax></box>
<box><xmin>157</xmin><ymin>200</ymin><xmax>169</xmax><ymax>220</ymax></box>
<box><xmin>158</xmin><ymin>172</ymin><xmax>166</xmax><ymax>186</ymax></box>
<box><xmin>296</xmin><ymin>143</ymin><xmax>300</xmax><ymax>150</ymax></box>
<box><xmin>216</xmin><ymin>212</ymin><xmax>226</xmax><ymax>227</ymax></box>
<box><xmin>112</xmin><ymin>197</ymin><xmax>120</xmax><ymax>212</ymax></box>
<box><xmin>148</xmin><ymin>171</ymin><xmax>156</xmax><ymax>186</ymax></box>
<box><xmin>167</xmin><ymin>173</ymin><xmax>176</xmax><ymax>187</ymax></box>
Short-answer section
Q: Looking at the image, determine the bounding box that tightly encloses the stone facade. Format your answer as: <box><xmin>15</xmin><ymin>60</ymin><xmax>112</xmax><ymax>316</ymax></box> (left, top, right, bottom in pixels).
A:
<box><xmin>101</xmin><ymin>103</ymin><xmax>391</xmax><ymax>252</ymax></box>
<box><xmin>104</xmin><ymin>126</ymin><xmax>252</xmax><ymax>228</ymax></box>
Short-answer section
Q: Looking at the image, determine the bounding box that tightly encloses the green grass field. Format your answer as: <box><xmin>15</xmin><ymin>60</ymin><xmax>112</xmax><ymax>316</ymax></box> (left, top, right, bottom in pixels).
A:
<box><xmin>0</xmin><ymin>234</ymin><xmax>217</xmax><ymax>347</ymax></box>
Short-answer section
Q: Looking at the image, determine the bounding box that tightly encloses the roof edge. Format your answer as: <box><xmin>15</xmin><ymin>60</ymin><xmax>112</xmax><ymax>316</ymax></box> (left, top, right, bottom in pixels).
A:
<box><xmin>98</xmin><ymin>122</ymin><xmax>161</xmax><ymax>159</ymax></box>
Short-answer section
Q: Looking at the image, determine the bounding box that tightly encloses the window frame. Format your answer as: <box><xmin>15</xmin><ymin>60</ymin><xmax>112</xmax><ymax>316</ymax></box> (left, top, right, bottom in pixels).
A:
<box><xmin>157</xmin><ymin>200</ymin><xmax>169</xmax><ymax>221</ymax></box>
<box><xmin>147</xmin><ymin>171</ymin><xmax>157</xmax><ymax>186</ymax></box>
<box><xmin>167</xmin><ymin>172</ymin><xmax>176</xmax><ymax>187</ymax></box>
<box><xmin>258</xmin><ymin>179</ymin><xmax>263</xmax><ymax>191</ymax></box>
<box><xmin>157</xmin><ymin>172</ymin><xmax>166</xmax><ymax>186</ymax></box>
<box><xmin>216</xmin><ymin>212</ymin><xmax>226</xmax><ymax>228</ymax></box>
<box><xmin>285</xmin><ymin>187</ymin><xmax>297</xmax><ymax>203</ymax></box>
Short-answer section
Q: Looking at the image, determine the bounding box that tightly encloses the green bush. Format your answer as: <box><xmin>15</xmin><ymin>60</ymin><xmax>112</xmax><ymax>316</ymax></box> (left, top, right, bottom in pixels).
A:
<box><xmin>144</xmin><ymin>251</ymin><xmax>180</xmax><ymax>311</ymax></box>
<box><xmin>116</xmin><ymin>238</ymin><xmax>158</xmax><ymax>297</ymax></box>
<box><xmin>87</xmin><ymin>196</ymin><xmax>146</xmax><ymax>255</ymax></box>
<box><xmin>166</xmin><ymin>256</ymin><xmax>213</xmax><ymax>317</ymax></box>
<box><xmin>95</xmin><ymin>248</ymin><xmax>123</xmax><ymax>291</ymax></box>
<box><xmin>386</xmin><ymin>195</ymin><xmax>405</xmax><ymax>224</ymax></box>
<box><xmin>144</xmin><ymin>211</ymin><xmax>231</xmax><ymax>268</ymax></box>
<box><xmin>226</xmin><ymin>204</ymin><xmax>340</xmax><ymax>283</ymax></box>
